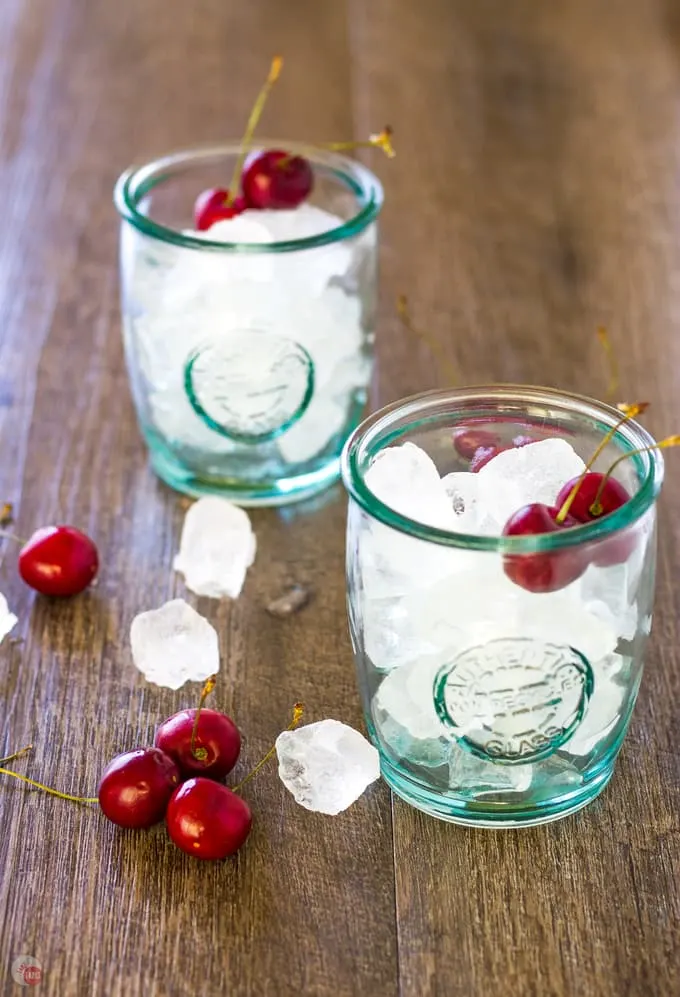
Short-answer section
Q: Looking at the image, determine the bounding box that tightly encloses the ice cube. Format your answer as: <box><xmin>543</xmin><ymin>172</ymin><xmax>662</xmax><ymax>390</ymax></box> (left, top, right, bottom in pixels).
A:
<box><xmin>366</xmin><ymin>443</ymin><xmax>455</xmax><ymax>529</ymax></box>
<box><xmin>173</xmin><ymin>497</ymin><xmax>256</xmax><ymax>599</ymax></box>
<box><xmin>193</xmin><ymin>215</ymin><xmax>275</xmax><ymax>245</ymax></box>
<box><xmin>251</xmin><ymin>205</ymin><xmax>344</xmax><ymax>241</ymax></box>
<box><xmin>476</xmin><ymin>439</ymin><xmax>586</xmax><ymax>531</ymax></box>
<box><xmin>441</xmin><ymin>471</ymin><xmax>499</xmax><ymax>535</ymax></box>
<box><xmin>276</xmin><ymin>390</ymin><xmax>346</xmax><ymax>464</ymax></box>
<box><xmin>405</xmin><ymin>559</ymin><xmax>619</xmax><ymax>666</ymax></box>
<box><xmin>354</xmin><ymin>445</ymin><xmax>461</xmax><ymax>601</ymax></box>
<box><xmin>562</xmin><ymin>654</ymin><xmax>628</xmax><ymax>755</ymax></box>
<box><xmin>276</xmin><ymin>719</ymin><xmax>380</xmax><ymax>815</ymax></box>
<box><xmin>374</xmin><ymin>655</ymin><xmax>448</xmax><ymax>742</ymax></box>
<box><xmin>0</xmin><ymin>593</ymin><xmax>17</xmax><ymax>644</ymax></box>
<box><xmin>130</xmin><ymin>598</ymin><xmax>219</xmax><ymax>690</ymax></box>
<box><xmin>448</xmin><ymin>741</ymin><xmax>533</xmax><ymax>794</ymax></box>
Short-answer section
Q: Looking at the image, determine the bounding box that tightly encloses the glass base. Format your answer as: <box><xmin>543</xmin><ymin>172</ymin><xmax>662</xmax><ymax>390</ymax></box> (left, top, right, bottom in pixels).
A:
<box><xmin>150</xmin><ymin>447</ymin><xmax>341</xmax><ymax>507</ymax></box>
<box><xmin>380</xmin><ymin>755</ymin><xmax>615</xmax><ymax>827</ymax></box>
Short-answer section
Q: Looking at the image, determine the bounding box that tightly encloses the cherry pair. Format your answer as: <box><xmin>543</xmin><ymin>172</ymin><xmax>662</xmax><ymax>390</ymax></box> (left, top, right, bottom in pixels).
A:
<box><xmin>98</xmin><ymin>703</ymin><xmax>250</xmax><ymax>860</ymax></box>
<box><xmin>193</xmin><ymin>56</ymin><xmax>394</xmax><ymax>231</ymax></box>
<box><xmin>194</xmin><ymin>148</ymin><xmax>313</xmax><ymax>230</ymax></box>
<box><xmin>501</xmin><ymin>409</ymin><xmax>677</xmax><ymax>594</ymax></box>
<box><xmin>501</xmin><ymin>474</ymin><xmax>630</xmax><ymax>594</ymax></box>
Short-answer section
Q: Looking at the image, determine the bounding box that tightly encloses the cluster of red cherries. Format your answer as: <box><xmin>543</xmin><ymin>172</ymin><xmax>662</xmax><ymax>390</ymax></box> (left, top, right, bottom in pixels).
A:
<box><xmin>451</xmin><ymin>406</ymin><xmax>662</xmax><ymax>595</ymax></box>
<box><xmin>194</xmin><ymin>147</ymin><xmax>314</xmax><ymax>231</ymax></box>
<box><xmin>192</xmin><ymin>55</ymin><xmax>393</xmax><ymax>232</ymax></box>
<box><xmin>98</xmin><ymin>698</ymin><xmax>253</xmax><ymax>861</ymax></box>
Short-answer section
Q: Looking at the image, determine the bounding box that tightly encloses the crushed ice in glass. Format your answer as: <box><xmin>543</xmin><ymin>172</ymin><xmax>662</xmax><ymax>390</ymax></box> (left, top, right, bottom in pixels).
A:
<box><xmin>129</xmin><ymin>203</ymin><xmax>371</xmax><ymax>463</ymax></box>
<box><xmin>130</xmin><ymin>598</ymin><xmax>219</xmax><ymax>690</ymax></box>
<box><xmin>276</xmin><ymin>719</ymin><xmax>380</xmax><ymax>815</ymax></box>
<box><xmin>354</xmin><ymin>438</ymin><xmax>646</xmax><ymax>797</ymax></box>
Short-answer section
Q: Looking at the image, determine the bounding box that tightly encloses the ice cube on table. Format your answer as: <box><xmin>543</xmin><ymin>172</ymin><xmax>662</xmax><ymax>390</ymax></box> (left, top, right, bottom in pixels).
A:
<box><xmin>276</xmin><ymin>719</ymin><xmax>380</xmax><ymax>815</ymax></box>
<box><xmin>130</xmin><ymin>599</ymin><xmax>219</xmax><ymax>690</ymax></box>
<box><xmin>0</xmin><ymin>593</ymin><xmax>17</xmax><ymax>644</ymax></box>
<box><xmin>173</xmin><ymin>497</ymin><xmax>256</xmax><ymax>599</ymax></box>
<box><xmin>476</xmin><ymin>438</ymin><xmax>586</xmax><ymax>532</ymax></box>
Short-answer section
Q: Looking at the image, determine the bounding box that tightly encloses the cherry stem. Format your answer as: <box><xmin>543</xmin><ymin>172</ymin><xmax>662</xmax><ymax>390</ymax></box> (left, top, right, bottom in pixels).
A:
<box><xmin>225</xmin><ymin>55</ymin><xmax>283</xmax><ymax>207</ymax></box>
<box><xmin>277</xmin><ymin>128</ymin><xmax>395</xmax><ymax>171</ymax></box>
<box><xmin>590</xmin><ymin>435</ymin><xmax>680</xmax><ymax>516</ymax></box>
<box><xmin>232</xmin><ymin>703</ymin><xmax>304</xmax><ymax>794</ymax></box>
<box><xmin>0</xmin><ymin>751</ymin><xmax>98</xmax><ymax>804</ymax></box>
<box><xmin>190</xmin><ymin>674</ymin><xmax>217</xmax><ymax>761</ymax></box>
<box><xmin>597</xmin><ymin>327</ymin><xmax>620</xmax><ymax>402</ymax></box>
<box><xmin>0</xmin><ymin>744</ymin><xmax>33</xmax><ymax>766</ymax></box>
<box><xmin>0</xmin><ymin>502</ymin><xmax>13</xmax><ymax>526</ymax></box>
<box><xmin>555</xmin><ymin>402</ymin><xmax>649</xmax><ymax>524</ymax></box>
<box><xmin>0</xmin><ymin>528</ymin><xmax>27</xmax><ymax>546</ymax></box>
<box><xmin>397</xmin><ymin>295</ymin><xmax>458</xmax><ymax>385</ymax></box>
<box><xmin>324</xmin><ymin>127</ymin><xmax>396</xmax><ymax>158</ymax></box>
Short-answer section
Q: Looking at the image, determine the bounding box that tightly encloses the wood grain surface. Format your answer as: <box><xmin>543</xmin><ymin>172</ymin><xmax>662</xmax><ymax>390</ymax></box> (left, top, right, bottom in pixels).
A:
<box><xmin>0</xmin><ymin>1</ymin><xmax>678</xmax><ymax>995</ymax></box>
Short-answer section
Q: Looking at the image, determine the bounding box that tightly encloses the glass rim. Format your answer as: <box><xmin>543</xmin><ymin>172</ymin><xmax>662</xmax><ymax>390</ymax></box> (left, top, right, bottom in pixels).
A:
<box><xmin>113</xmin><ymin>140</ymin><xmax>384</xmax><ymax>254</ymax></box>
<box><xmin>340</xmin><ymin>384</ymin><xmax>664</xmax><ymax>552</ymax></box>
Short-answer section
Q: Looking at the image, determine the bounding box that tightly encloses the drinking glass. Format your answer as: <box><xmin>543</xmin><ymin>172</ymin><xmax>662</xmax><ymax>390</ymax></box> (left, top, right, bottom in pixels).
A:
<box><xmin>341</xmin><ymin>386</ymin><xmax>663</xmax><ymax>826</ymax></box>
<box><xmin>114</xmin><ymin>142</ymin><xmax>382</xmax><ymax>505</ymax></box>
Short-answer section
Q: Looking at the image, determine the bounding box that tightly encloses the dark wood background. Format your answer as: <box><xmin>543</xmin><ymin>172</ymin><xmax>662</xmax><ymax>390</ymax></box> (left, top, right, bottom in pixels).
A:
<box><xmin>0</xmin><ymin>1</ymin><xmax>678</xmax><ymax>995</ymax></box>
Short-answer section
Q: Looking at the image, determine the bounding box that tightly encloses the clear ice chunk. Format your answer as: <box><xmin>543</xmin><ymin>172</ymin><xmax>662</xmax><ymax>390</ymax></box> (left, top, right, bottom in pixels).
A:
<box><xmin>441</xmin><ymin>471</ymin><xmax>499</xmax><ymax>536</ymax></box>
<box><xmin>130</xmin><ymin>598</ymin><xmax>220</xmax><ymax>690</ymax></box>
<box><xmin>448</xmin><ymin>742</ymin><xmax>533</xmax><ymax>794</ymax></box>
<box><xmin>563</xmin><ymin>653</ymin><xmax>628</xmax><ymax>755</ymax></box>
<box><xmin>275</xmin><ymin>719</ymin><xmax>380</xmax><ymax>815</ymax></box>
<box><xmin>0</xmin><ymin>593</ymin><xmax>17</xmax><ymax>644</ymax></box>
<box><xmin>173</xmin><ymin>497</ymin><xmax>256</xmax><ymax>599</ymax></box>
<box><xmin>365</xmin><ymin>443</ymin><xmax>455</xmax><ymax>529</ymax></box>
<box><xmin>357</xmin><ymin>444</ymin><xmax>459</xmax><ymax>602</ymax></box>
<box><xmin>374</xmin><ymin>655</ymin><xmax>448</xmax><ymax>742</ymax></box>
<box><xmin>405</xmin><ymin>559</ymin><xmax>619</xmax><ymax>666</ymax></box>
<box><xmin>476</xmin><ymin>438</ymin><xmax>586</xmax><ymax>532</ymax></box>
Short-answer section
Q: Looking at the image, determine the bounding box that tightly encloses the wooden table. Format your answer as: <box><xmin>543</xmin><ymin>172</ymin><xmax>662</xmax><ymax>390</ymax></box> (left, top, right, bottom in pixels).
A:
<box><xmin>1</xmin><ymin>1</ymin><xmax>678</xmax><ymax>994</ymax></box>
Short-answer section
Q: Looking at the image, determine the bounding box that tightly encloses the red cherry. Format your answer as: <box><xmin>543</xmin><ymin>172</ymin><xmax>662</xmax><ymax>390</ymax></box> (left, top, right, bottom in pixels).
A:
<box><xmin>166</xmin><ymin>778</ymin><xmax>252</xmax><ymax>860</ymax></box>
<box><xmin>502</xmin><ymin>503</ymin><xmax>585</xmax><ymax>593</ymax></box>
<box><xmin>452</xmin><ymin>427</ymin><xmax>500</xmax><ymax>460</ymax></box>
<box><xmin>194</xmin><ymin>188</ymin><xmax>246</xmax><ymax>231</ymax></box>
<box><xmin>555</xmin><ymin>473</ymin><xmax>634</xmax><ymax>567</ymax></box>
<box><xmin>154</xmin><ymin>708</ymin><xmax>241</xmax><ymax>780</ymax></box>
<box><xmin>241</xmin><ymin>150</ymin><xmax>314</xmax><ymax>210</ymax></box>
<box><xmin>98</xmin><ymin>748</ymin><xmax>180</xmax><ymax>829</ymax></box>
<box><xmin>18</xmin><ymin>526</ymin><xmax>98</xmax><ymax>597</ymax></box>
<box><xmin>554</xmin><ymin>473</ymin><xmax>630</xmax><ymax>524</ymax></box>
<box><xmin>470</xmin><ymin>445</ymin><xmax>509</xmax><ymax>472</ymax></box>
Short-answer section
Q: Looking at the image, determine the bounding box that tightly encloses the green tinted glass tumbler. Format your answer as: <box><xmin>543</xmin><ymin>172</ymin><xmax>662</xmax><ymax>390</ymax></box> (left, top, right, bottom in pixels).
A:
<box><xmin>341</xmin><ymin>386</ymin><xmax>664</xmax><ymax>826</ymax></box>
